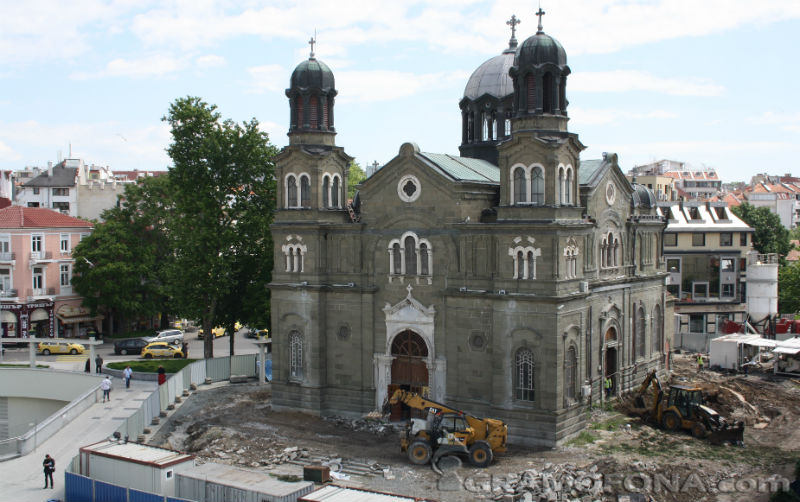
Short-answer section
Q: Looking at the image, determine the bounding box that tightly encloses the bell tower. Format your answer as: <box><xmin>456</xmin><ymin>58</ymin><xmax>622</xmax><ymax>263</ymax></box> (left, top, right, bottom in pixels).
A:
<box><xmin>286</xmin><ymin>36</ymin><xmax>338</xmax><ymax>147</ymax></box>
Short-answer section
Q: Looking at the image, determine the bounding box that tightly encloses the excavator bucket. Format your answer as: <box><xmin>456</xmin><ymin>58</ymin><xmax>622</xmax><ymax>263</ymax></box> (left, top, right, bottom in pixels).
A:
<box><xmin>708</xmin><ymin>423</ymin><xmax>745</xmax><ymax>445</ymax></box>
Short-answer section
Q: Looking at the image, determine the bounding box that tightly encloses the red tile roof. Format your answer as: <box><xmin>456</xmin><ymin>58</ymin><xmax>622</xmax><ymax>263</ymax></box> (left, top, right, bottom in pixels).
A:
<box><xmin>0</xmin><ymin>206</ymin><xmax>93</xmax><ymax>229</ymax></box>
<box><xmin>788</xmin><ymin>241</ymin><xmax>800</xmax><ymax>263</ymax></box>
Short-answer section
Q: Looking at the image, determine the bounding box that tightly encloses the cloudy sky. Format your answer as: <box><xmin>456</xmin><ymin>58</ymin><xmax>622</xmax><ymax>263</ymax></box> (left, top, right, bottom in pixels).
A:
<box><xmin>1</xmin><ymin>0</ymin><xmax>799</xmax><ymax>182</ymax></box>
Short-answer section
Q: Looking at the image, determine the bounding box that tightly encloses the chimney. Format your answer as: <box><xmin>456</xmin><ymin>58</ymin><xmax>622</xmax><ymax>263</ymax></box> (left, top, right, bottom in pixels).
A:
<box><xmin>47</xmin><ymin>164</ymin><xmax>53</xmax><ymax>177</ymax></box>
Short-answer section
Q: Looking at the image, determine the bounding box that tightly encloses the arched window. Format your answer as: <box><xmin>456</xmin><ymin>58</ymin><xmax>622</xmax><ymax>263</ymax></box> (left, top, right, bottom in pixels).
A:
<box><xmin>613</xmin><ymin>237</ymin><xmax>619</xmax><ymax>267</ymax></box>
<box><xmin>287</xmin><ymin>248</ymin><xmax>294</xmax><ymax>272</ymax></box>
<box><xmin>492</xmin><ymin>119</ymin><xmax>497</xmax><ymax>141</ymax></box>
<box><xmin>652</xmin><ymin>305</ymin><xmax>663</xmax><ymax>355</ymax></box>
<box><xmin>481</xmin><ymin>112</ymin><xmax>488</xmax><ymax>141</ymax></box>
<box><xmin>321</xmin><ymin>98</ymin><xmax>329</xmax><ymax>128</ymax></box>
<box><xmin>542</xmin><ymin>72</ymin><xmax>554</xmax><ymax>114</ymax></box>
<box><xmin>332</xmin><ymin>176</ymin><xmax>340</xmax><ymax>208</ymax></box>
<box><xmin>309</xmin><ymin>95</ymin><xmax>319</xmax><ymax>129</ymax></box>
<box><xmin>600</xmin><ymin>238</ymin><xmax>607</xmax><ymax>268</ymax></box>
<box><xmin>322</xmin><ymin>176</ymin><xmax>330</xmax><ymax>208</ymax></box>
<box><xmin>531</xmin><ymin>166</ymin><xmax>544</xmax><ymax>205</ymax></box>
<box><xmin>295</xmin><ymin>96</ymin><xmax>304</xmax><ymax>127</ymax></box>
<box><xmin>287</xmin><ymin>175</ymin><xmax>298</xmax><ymax>207</ymax></box>
<box><xmin>294</xmin><ymin>248</ymin><xmax>303</xmax><ymax>272</ymax></box>
<box><xmin>289</xmin><ymin>331</ymin><xmax>303</xmax><ymax>380</ymax></box>
<box><xmin>635</xmin><ymin>305</ymin><xmax>646</xmax><ymax>359</ymax></box>
<box><xmin>565</xmin><ymin>167</ymin><xmax>573</xmax><ymax>205</ymax></box>
<box><xmin>467</xmin><ymin>112</ymin><xmax>474</xmax><ymax>142</ymax></box>
<box><xmin>558</xmin><ymin>167</ymin><xmax>565</xmax><ymax>204</ymax></box>
<box><xmin>404</xmin><ymin>236</ymin><xmax>417</xmax><ymax>275</ymax></box>
<box><xmin>515</xmin><ymin>348</ymin><xmax>535</xmax><ymax>401</ymax></box>
<box><xmin>565</xmin><ymin>346</ymin><xmax>577</xmax><ymax>400</ymax></box>
<box><xmin>527</xmin><ymin>250</ymin><xmax>536</xmax><ymax>279</ymax></box>
<box><xmin>505</xmin><ymin>119</ymin><xmax>511</xmax><ymax>137</ymax></box>
<box><xmin>516</xmin><ymin>250</ymin><xmax>524</xmax><ymax>279</ymax></box>
<box><xmin>513</xmin><ymin>167</ymin><xmax>526</xmax><ymax>204</ymax></box>
<box><xmin>420</xmin><ymin>243</ymin><xmax>429</xmax><ymax>276</ymax></box>
<box><xmin>392</xmin><ymin>243</ymin><xmax>402</xmax><ymax>274</ymax></box>
<box><xmin>526</xmin><ymin>74</ymin><xmax>536</xmax><ymax>113</ymax></box>
<box><xmin>300</xmin><ymin>175</ymin><xmax>311</xmax><ymax>208</ymax></box>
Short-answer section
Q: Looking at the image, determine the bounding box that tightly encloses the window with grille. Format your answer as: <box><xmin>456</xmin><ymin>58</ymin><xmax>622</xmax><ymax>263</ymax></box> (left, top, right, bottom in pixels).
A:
<box><xmin>531</xmin><ymin>167</ymin><xmax>544</xmax><ymax>204</ymax></box>
<box><xmin>287</xmin><ymin>176</ymin><xmax>298</xmax><ymax>207</ymax></box>
<box><xmin>565</xmin><ymin>347</ymin><xmax>577</xmax><ymax>400</ymax></box>
<box><xmin>309</xmin><ymin>96</ymin><xmax>318</xmax><ymax>129</ymax></box>
<box><xmin>513</xmin><ymin>167</ymin><xmax>526</xmax><ymax>203</ymax></box>
<box><xmin>300</xmin><ymin>175</ymin><xmax>311</xmax><ymax>208</ymax></box>
<box><xmin>332</xmin><ymin>176</ymin><xmax>339</xmax><ymax>207</ymax></box>
<box><xmin>289</xmin><ymin>331</ymin><xmax>303</xmax><ymax>380</ymax></box>
<box><xmin>515</xmin><ymin>348</ymin><xmax>535</xmax><ymax>401</ymax></box>
<box><xmin>404</xmin><ymin>236</ymin><xmax>417</xmax><ymax>275</ymax></box>
<box><xmin>322</xmin><ymin>176</ymin><xmax>329</xmax><ymax>207</ymax></box>
<box><xmin>635</xmin><ymin>306</ymin><xmax>646</xmax><ymax>359</ymax></box>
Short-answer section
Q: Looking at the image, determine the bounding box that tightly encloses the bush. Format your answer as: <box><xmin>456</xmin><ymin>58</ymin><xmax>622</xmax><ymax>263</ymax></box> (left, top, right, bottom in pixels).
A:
<box><xmin>107</xmin><ymin>359</ymin><xmax>195</xmax><ymax>373</ymax></box>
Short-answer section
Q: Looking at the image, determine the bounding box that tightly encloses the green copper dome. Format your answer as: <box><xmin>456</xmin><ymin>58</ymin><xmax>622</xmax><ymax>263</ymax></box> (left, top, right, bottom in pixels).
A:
<box><xmin>515</xmin><ymin>32</ymin><xmax>567</xmax><ymax>68</ymax></box>
<box><xmin>290</xmin><ymin>57</ymin><xmax>335</xmax><ymax>91</ymax></box>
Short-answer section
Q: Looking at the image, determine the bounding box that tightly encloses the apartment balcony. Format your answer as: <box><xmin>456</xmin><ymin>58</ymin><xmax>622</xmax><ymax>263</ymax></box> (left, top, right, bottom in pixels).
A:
<box><xmin>27</xmin><ymin>287</ymin><xmax>56</xmax><ymax>299</ymax></box>
<box><xmin>0</xmin><ymin>252</ymin><xmax>15</xmax><ymax>262</ymax></box>
<box><xmin>30</xmin><ymin>251</ymin><xmax>54</xmax><ymax>262</ymax></box>
<box><xmin>0</xmin><ymin>289</ymin><xmax>18</xmax><ymax>299</ymax></box>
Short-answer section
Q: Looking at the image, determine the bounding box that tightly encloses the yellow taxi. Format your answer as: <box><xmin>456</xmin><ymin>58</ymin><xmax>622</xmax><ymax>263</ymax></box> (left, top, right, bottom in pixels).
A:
<box><xmin>37</xmin><ymin>341</ymin><xmax>86</xmax><ymax>355</ymax></box>
<box><xmin>141</xmin><ymin>341</ymin><xmax>185</xmax><ymax>359</ymax></box>
<box><xmin>197</xmin><ymin>326</ymin><xmax>226</xmax><ymax>339</ymax></box>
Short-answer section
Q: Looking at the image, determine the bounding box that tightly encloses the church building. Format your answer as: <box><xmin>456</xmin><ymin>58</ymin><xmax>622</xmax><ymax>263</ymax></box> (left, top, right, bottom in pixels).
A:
<box><xmin>268</xmin><ymin>12</ymin><xmax>669</xmax><ymax>446</ymax></box>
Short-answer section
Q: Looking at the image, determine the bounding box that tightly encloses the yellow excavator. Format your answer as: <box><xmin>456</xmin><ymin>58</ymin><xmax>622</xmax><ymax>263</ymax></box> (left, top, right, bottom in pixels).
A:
<box><xmin>633</xmin><ymin>370</ymin><xmax>744</xmax><ymax>445</ymax></box>
<box><xmin>383</xmin><ymin>389</ymin><xmax>508</xmax><ymax>467</ymax></box>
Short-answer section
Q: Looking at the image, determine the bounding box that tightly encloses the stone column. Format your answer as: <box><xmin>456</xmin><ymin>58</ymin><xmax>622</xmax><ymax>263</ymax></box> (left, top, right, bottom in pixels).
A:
<box><xmin>374</xmin><ymin>353</ymin><xmax>393</xmax><ymax>410</ymax></box>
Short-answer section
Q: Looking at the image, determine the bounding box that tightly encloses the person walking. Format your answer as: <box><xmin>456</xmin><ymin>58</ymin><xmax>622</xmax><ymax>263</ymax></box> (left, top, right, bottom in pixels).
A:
<box><xmin>123</xmin><ymin>365</ymin><xmax>132</xmax><ymax>389</ymax></box>
<box><xmin>95</xmin><ymin>354</ymin><xmax>103</xmax><ymax>373</ymax></box>
<box><xmin>604</xmin><ymin>376</ymin><xmax>613</xmax><ymax>398</ymax></box>
<box><xmin>697</xmin><ymin>354</ymin><xmax>704</xmax><ymax>372</ymax></box>
<box><xmin>157</xmin><ymin>365</ymin><xmax>166</xmax><ymax>386</ymax></box>
<box><xmin>101</xmin><ymin>375</ymin><xmax>112</xmax><ymax>402</ymax></box>
<box><xmin>84</xmin><ymin>358</ymin><xmax>91</xmax><ymax>373</ymax></box>
<box><xmin>42</xmin><ymin>454</ymin><xmax>55</xmax><ymax>489</ymax></box>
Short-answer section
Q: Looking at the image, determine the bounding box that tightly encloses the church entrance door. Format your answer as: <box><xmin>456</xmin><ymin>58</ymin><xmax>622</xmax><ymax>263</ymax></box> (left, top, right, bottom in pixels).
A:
<box><xmin>605</xmin><ymin>346</ymin><xmax>617</xmax><ymax>396</ymax></box>
<box><xmin>388</xmin><ymin>330</ymin><xmax>429</xmax><ymax>420</ymax></box>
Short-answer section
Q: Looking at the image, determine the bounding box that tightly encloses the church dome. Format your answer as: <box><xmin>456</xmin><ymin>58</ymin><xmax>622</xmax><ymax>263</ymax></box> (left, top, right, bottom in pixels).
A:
<box><xmin>290</xmin><ymin>57</ymin><xmax>335</xmax><ymax>91</ymax></box>
<box><xmin>515</xmin><ymin>31</ymin><xmax>567</xmax><ymax>68</ymax></box>
<box><xmin>463</xmin><ymin>47</ymin><xmax>515</xmax><ymax>100</ymax></box>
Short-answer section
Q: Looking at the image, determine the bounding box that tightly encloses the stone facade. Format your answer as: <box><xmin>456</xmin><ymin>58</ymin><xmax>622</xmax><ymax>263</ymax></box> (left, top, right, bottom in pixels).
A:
<box><xmin>269</xmin><ymin>25</ymin><xmax>669</xmax><ymax>447</ymax></box>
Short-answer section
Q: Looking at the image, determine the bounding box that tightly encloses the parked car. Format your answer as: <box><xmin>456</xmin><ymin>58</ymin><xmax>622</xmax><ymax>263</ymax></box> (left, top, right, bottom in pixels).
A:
<box><xmin>37</xmin><ymin>341</ymin><xmax>85</xmax><ymax>355</ymax></box>
<box><xmin>141</xmin><ymin>341</ymin><xmax>185</xmax><ymax>359</ymax></box>
<box><xmin>245</xmin><ymin>328</ymin><xmax>269</xmax><ymax>339</ymax></box>
<box><xmin>113</xmin><ymin>338</ymin><xmax>149</xmax><ymax>356</ymax></box>
<box><xmin>197</xmin><ymin>326</ymin><xmax>225</xmax><ymax>339</ymax></box>
<box><xmin>146</xmin><ymin>329</ymin><xmax>184</xmax><ymax>345</ymax></box>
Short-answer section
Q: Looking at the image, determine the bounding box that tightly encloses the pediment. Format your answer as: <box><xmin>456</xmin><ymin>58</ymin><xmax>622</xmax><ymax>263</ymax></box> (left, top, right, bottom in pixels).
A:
<box><xmin>383</xmin><ymin>285</ymin><xmax>436</xmax><ymax>322</ymax></box>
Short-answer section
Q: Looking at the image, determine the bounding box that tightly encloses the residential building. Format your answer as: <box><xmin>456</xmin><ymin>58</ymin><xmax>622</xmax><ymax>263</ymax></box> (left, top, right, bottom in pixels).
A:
<box><xmin>625</xmin><ymin>172</ymin><xmax>676</xmax><ymax>201</ymax></box>
<box><xmin>658</xmin><ymin>201</ymin><xmax>753</xmax><ymax>351</ymax></box>
<box><xmin>269</xmin><ymin>19</ymin><xmax>669</xmax><ymax>447</ymax></box>
<box><xmin>663</xmin><ymin>167</ymin><xmax>722</xmax><ymax>200</ymax></box>
<box><xmin>15</xmin><ymin>163</ymin><xmax>79</xmax><ymax>216</ymax></box>
<box><xmin>742</xmin><ymin>182</ymin><xmax>800</xmax><ymax>229</ymax></box>
<box><xmin>0</xmin><ymin>206</ymin><xmax>99</xmax><ymax>340</ymax></box>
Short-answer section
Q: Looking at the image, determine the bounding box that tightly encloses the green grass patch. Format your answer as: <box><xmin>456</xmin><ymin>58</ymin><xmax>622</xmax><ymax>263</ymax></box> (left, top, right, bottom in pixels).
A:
<box><xmin>107</xmin><ymin>359</ymin><xmax>196</xmax><ymax>373</ymax></box>
<box><xmin>590</xmin><ymin>415</ymin><xmax>630</xmax><ymax>431</ymax></box>
<box><xmin>0</xmin><ymin>363</ymin><xmax>49</xmax><ymax>368</ymax></box>
<box><xmin>566</xmin><ymin>430</ymin><xmax>599</xmax><ymax>446</ymax></box>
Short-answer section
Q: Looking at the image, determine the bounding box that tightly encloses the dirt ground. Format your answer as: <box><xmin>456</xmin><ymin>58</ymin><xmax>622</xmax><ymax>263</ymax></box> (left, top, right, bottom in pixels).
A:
<box><xmin>151</xmin><ymin>353</ymin><xmax>800</xmax><ymax>502</ymax></box>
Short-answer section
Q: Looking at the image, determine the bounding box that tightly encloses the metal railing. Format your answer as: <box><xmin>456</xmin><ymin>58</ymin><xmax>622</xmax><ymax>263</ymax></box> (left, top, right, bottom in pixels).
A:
<box><xmin>0</xmin><ymin>252</ymin><xmax>15</xmax><ymax>261</ymax></box>
<box><xmin>29</xmin><ymin>251</ymin><xmax>53</xmax><ymax>261</ymax></box>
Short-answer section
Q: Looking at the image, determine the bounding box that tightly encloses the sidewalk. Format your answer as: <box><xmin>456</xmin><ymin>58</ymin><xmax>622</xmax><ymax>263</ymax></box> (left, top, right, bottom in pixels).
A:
<box><xmin>1</xmin><ymin>369</ymin><xmax>157</xmax><ymax>502</ymax></box>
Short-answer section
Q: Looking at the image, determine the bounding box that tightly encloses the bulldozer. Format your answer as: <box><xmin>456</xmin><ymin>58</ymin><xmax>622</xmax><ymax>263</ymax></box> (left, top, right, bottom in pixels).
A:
<box><xmin>633</xmin><ymin>370</ymin><xmax>744</xmax><ymax>445</ymax></box>
<box><xmin>383</xmin><ymin>389</ymin><xmax>507</xmax><ymax>467</ymax></box>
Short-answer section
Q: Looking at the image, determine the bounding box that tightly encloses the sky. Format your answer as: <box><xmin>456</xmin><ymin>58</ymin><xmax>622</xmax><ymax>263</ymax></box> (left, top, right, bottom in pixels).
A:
<box><xmin>1</xmin><ymin>0</ymin><xmax>799</xmax><ymax>183</ymax></box>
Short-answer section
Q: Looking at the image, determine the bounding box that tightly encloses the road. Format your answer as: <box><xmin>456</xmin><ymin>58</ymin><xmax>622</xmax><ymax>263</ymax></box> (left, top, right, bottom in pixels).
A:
<box><xmin>0</xmin><ymin>328</ymin><xmax>260</xmax><ymax>367</ymax></box>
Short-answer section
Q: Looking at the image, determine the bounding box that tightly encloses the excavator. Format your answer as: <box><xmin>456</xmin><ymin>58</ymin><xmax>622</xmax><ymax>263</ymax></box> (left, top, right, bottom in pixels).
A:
<box><xmin>383</xmin><ymin>389</ymin><xmax>508</xmax><ymax>468</ymax></box>
<box><xmin>633</xmin><ymin>370</ymin><xmax>744</xmax><ymax>445</ymax></box>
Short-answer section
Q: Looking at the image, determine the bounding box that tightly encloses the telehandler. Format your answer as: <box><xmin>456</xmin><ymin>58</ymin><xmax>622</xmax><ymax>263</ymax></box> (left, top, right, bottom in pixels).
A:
<box><xmin>383</xmin><ymin>389</ymin><xmax>507</xmax><ymax>467</ymax></box>
<box><xmin>633</xmin><ymin>370</ymin><xmax>744</xmax><ymax>445</ymax></box>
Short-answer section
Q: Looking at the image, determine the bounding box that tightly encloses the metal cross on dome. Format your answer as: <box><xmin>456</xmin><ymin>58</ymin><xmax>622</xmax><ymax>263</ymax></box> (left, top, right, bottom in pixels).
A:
<box><xmin>309</xmin><ymin>34</ymin><xmax>316</xmax><ymax>58</ymax></box>
<box><xmin>506</xmin><ymin>14</ymin><xmax>521</xmax><ymax>40</ymax></box>
<box><xmin>536</xmin><ymin>6</ymin><xmax>545</xmax><ymax>33</ymax></box>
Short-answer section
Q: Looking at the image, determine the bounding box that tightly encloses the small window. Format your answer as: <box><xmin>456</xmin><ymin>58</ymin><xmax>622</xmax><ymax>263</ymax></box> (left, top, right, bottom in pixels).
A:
<box><xmin>740</xmin><ymin>233</ymin><xmax>747</xmax><ymax>246</ymax></box>
<box><xmin>719</xmin><ymin>233</ymin><xmax>732</xmax><ymax>246</ymax></box>
<box><xmin>721</xmin><ymin>284</ymin><xmax>735</xmax><ymax>297</ymax></box>
<box><xmin>692</xmin><ymin>234</ymin><xmax>705</xmax><ymax>247</ymax></box>
<box><xmin>666</xmin><ymin>258</ymin><xmax>681</xmax><ymax>272</ymax></box>
<box><xmin>166</xmin><ymin>470</ymin><xmax>173</xmax><ymax>479</ymax></box>
<box><xmin>721</xmin><ymin>258</ymin><xmax>735</xmax><ymax>272</ymax></box>
<box><xmin>689</xmin><ymin>314</ymin><xmax>705</xmax><ymax>333</ymax></box>
<box><xmin>60</xmin><ymin>234</ymin><xmax>70</xmax><ymax>253</ymax></box>
<box><xmin>53</xmin><ymin>188</ymin><xmax>69</xmax><ymax>196</ymax></box>
<box><xmin>33</xmin><ymin>187</ymin><xmax>40</xmax><ymax>195</ymax></box>
<box><xmin>664</xmin><ymin>233</ymin><xmax>677</xmax><ymax>246</ymax></box>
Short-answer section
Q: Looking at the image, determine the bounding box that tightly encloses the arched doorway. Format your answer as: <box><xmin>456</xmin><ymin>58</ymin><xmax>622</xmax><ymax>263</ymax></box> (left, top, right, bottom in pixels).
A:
<box><xmin>1</xmin><ymin>310</ymin><xmax>17</xmax><ymax>338</ymax></box>
<box><xmin>604</xmin><ymin>326</ymin><xmax>618</xmax><ymax>396</ymax></box>
<box><xmin>388</xmin><ymin>330</ymin><xmax>429</xmax><ymax>420</ymax></box>
<box><xmin>30</xmin><ymin>308</ymin><xmax>50</xmax><ymax>337</ymax></box>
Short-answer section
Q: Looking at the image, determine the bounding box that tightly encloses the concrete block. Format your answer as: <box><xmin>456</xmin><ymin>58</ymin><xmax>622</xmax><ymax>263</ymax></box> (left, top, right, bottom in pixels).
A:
<box><xmin>230</xmin><ymin>375</ymin><xmax>248</xmax><ymax>383</ymax></box>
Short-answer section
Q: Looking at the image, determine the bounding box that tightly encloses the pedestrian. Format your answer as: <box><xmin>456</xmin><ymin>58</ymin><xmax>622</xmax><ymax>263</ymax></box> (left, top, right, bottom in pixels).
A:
<box><xmin>743</xmin><ymin>356</ymin><xmax>750</xmax><ymax>376</ymax></box>
<box><xmin>101</xmin><ymin>375</ymin><xmax>112</xmax><ymax>402</ymax></box>
<box><xmin>604</xmin><ymin>376</ymin><xmax>613</xmax><ymax>398</ymax></box>
<box><xmin>182</xmin><ymin>342</ymin><xmax>188</xmax><ymax>359</ymax></box>
<box><xmin>697</xmin><ymin>354</ymin><xmax>704</xmax><ymax>372</ymax></box>
<box><xmin>42</xmin><ymin>454</ymin><xmax>55</xmax><ymax>489</ymax></box>
<box><xmin>95</xmin><ymin>354</ymin><xmax>103</xmax><ymax>374</ymax></box>
<box><xmin>123</xmin><ymin>365</ymin><xmax>132</xmax><ymax>389</ymax></box>
<box><xmin>84</xmin><ymin>358</ymin><xmax>91</xmax><ymax>373</ymax></box>
<box><xmin>157</xmin><ymin>365</ymin><xmax>166</xmax><ymax>386</ymax></box>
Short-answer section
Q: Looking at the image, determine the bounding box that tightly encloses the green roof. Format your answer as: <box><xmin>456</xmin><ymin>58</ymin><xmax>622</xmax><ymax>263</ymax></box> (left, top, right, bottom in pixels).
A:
<box><xmin>578</xmin><ymin>159</ymin><xmax>604</xmax><ymax>185</ymax></box>
<box><xmin>419</xmin><ymin>152</ymin><xmax>500</xmax><ymax>183</ymax></box>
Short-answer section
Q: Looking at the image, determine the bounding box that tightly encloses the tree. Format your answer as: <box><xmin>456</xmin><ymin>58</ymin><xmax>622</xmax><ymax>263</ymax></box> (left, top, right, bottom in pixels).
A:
<box><xmin>779</xmin><ymin>262</ymin><xmax>800</xmax><ymax>314</ymax></box>
<box><xmin>163</xmin><ymin>96</ymin><xmax>277</xmax><ymax>358</ymax></box>
<box><xmin>731</xmin><ymin>203</ymin><xmax>791</xmax><ymax>259</ymax></box>
<box><xmin>72</xmin><ymin>176</ymin><xmax>172</xmax><ymax>335</ymax></box>
<box><xmin>347</xmin><ymin>160</ymin><xmax>366</xmax><ymax>201</ymax></box>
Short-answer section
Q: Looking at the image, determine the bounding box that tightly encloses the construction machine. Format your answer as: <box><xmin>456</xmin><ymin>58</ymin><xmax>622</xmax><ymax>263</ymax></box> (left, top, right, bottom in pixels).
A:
<box><xmin>383</xmin><ymin>389</ymin><xmax>508</xmax><ymax>467</ymax></box>
<box><xmin>633</xmin><ymin>370</ymin><xmax>744</xmax><ymax>445</ymax></box>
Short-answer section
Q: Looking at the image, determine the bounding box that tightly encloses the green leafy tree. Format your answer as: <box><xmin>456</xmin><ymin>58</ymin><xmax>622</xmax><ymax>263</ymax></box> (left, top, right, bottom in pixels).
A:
<box><xmin>347</xmin><ymin>160</ymin><xmax>366</xmax><ymax>200</ymax></box>
<box><xmin>779</xmin><ymin>262</ymin><xmax>800</xmax><ymax>314</ymax></box>
<box><xmin>72</xmin><ymin>176</ymin><xmax>172</xmax><ymax>335</ymax></box>
<box><xmin>731</xmin><ymin>203</ymin><xmax>791</xmax><ymax>259</ymax></box>
<box><xmin>163</xmin><ymin>96</ymin><xmax>277</xmax><ymax>358</ymax></box>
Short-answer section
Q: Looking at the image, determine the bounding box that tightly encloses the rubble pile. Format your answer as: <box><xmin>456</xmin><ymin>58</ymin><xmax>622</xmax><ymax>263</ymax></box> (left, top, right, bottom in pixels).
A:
<box><xmin>469</xmin><ymin>462</ymin><xmax>604</xmax><ymax>501</ymax></box>
<box><xmin>321</xmin><ymin>415</ymin><xmax>401</xmax><ymax>436</ymax></box>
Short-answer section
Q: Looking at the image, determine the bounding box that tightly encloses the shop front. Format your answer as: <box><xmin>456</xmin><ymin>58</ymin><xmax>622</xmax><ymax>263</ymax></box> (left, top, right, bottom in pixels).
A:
<box><xmin>0</xmin><ymin>301</ymin><xmax>54</xmax><ymax>339</ymax></box>
<box><xmin>56</xmin><ymin>304</ymin><xmax>103</xmax><ymax>339</ymax></box>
